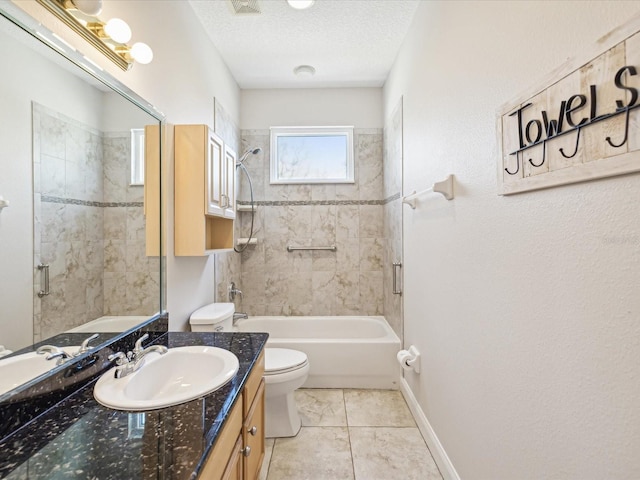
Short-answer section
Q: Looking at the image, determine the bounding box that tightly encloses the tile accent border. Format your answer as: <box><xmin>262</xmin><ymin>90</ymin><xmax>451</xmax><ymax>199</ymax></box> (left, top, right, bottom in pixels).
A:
<box><xmin>41</xmin><ymin>194</ymin><xmax>143</xmax><ymax>208</ymax></box>
<box><xmin>237</xmin><ymin>192</ymin><xmax>400</xmax><ymax>208</ymax></box>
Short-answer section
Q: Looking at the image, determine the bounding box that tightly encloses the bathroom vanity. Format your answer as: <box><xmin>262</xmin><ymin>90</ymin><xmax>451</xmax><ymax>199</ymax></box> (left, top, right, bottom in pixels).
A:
<box><xmin>0</xmin><ymin>331</ymin><xmax>268</xmax><ymax>480</ymax></box>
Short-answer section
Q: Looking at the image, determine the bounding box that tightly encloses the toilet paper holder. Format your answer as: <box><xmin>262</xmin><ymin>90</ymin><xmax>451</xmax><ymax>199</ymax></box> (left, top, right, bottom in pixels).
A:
<box><xmin>397</xmin><ymin>345</ymin><xmax>421</xmax><ymax>374</ymax></box>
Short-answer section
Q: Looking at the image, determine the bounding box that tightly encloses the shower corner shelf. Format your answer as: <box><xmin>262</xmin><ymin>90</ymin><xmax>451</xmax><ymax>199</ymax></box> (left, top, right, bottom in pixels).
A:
<box><xmin>236</xmin><ymin>204</ymin><xmax>256</xmax><ymax>212</ymax></box>
<box><xmin>236</xmin><ymin>237</ymin><xmax>258</xmax><ymax>246</ymax></box>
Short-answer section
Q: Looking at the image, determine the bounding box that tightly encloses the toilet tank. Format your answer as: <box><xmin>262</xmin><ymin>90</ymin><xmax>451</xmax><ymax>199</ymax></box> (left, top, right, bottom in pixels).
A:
<box><xmin>189</xmin><ymin>302</ymin><xmax>235</xmax><ymax>332</ymax></box>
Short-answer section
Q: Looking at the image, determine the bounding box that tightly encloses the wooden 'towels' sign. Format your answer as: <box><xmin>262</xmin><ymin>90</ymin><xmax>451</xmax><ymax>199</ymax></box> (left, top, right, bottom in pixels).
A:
<box><xmin>498</xmin><ymin>14</ymin><xmax>640</xmax><ymax>195</ymax></box>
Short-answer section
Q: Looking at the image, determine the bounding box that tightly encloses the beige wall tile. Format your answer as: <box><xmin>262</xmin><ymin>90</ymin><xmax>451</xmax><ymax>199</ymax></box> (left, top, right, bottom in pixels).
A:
<box><xmin>239</xmin><ymin>130</ymin><xmax>385</xmax><ymax>317</ymax></box>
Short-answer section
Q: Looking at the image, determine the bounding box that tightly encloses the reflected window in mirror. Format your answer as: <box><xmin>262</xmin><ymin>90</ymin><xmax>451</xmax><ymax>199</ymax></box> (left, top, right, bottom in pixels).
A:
<box><xmin>130</xmin><ymin>128</ymin><xmax>145</xmax><ymax>186</ymax></box>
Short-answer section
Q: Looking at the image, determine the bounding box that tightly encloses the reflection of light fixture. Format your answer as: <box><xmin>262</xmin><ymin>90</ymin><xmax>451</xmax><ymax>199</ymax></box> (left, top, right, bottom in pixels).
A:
<box><xmin>70</xmin><ymin>0</ymin><xmax>102</xmax><ymax>15</ymax></box>
<box><xmin>130</xmin><ymin>42</ymin><xmax>153</xmax><ymax>64</ymax></box>
<box><xmin>104</xmin><ymin>18</ymin><xmax>131</xmax><ymax>43</ymax></box>
<box><xmin>287</xmin><ymin>0</ymin><xmax>315</xmax><ymax>9</ymax></box>
<box><xmin>293</xmin><ymin>64</ymin><xmax>316</xmax><ymax>77</ymax></box>
<box><xmin>35</xmin><ymin>0</ymin><xmax>153</xmax><ymax>70</ymax></box>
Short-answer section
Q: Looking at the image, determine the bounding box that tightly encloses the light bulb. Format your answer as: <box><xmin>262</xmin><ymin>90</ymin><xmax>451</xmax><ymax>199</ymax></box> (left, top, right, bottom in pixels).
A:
<box><xmin>130</xmin><ymin>42</ymin><xmax>153</xmax><ymax>64</ymax></box>
<box><xmin>104</xmin><ymin>18</ymin><xmax>131</xmax><ymax>44</ymax></box>
<box><xmin>287</xmin><ymin>0</ymin><xmax>315</xmax><ymax>9</ymax></box>
<box><xmin>70</xmin><ymin>0</ymin><xmax>103</xmax><ymax>16</ymax></box>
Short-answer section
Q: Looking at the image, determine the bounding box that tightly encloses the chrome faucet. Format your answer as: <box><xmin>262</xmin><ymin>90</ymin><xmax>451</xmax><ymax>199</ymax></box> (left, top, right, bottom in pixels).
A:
<box><xmin>74</xmin><ymin>333</ymin><xmax>99</xmax><ymax>357</ymax></box>
<box><xmin>36</xmin><ymin>345</ymin><xmax>72</xmax><ymax>365</ymax></box>
<box><xmin>233</xmin><ymin>312</ymin><xmax>248</xmax><ymax>325</ymax></box>
<box><xmin>108</xmin><ymin>333</ymin><xmax>168</xmax><ymax>379</ymax></box>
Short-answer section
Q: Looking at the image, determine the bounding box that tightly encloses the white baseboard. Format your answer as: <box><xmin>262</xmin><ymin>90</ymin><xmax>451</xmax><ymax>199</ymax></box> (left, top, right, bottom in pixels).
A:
<box><xmin>400</xmin><ymin>378</ymin><xmax>460</xmax><ymax>480</ymax></box>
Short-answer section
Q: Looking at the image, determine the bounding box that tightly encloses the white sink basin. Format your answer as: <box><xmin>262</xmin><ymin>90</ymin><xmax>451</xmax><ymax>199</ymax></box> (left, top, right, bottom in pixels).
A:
<box><xmin>0</xmin><ymin>347</ymin><xmax>80</xmax><ymax>395</ymax></box>
<box><xmin>93</xmin><ymin>346</ymin><xmax>239</xmax><ymax>411</ymax></box>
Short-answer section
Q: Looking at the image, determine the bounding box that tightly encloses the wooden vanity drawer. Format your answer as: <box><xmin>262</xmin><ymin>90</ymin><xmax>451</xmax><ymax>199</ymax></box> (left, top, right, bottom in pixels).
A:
<box><xmin>199</xmin><ymin>398</ymin><xmax>243</xmax><ymax>480</ymax></box>
<box><xmin>243</xmin><ymin>350</ymin><xmax>264</xmax><ymax>417</ymax></box>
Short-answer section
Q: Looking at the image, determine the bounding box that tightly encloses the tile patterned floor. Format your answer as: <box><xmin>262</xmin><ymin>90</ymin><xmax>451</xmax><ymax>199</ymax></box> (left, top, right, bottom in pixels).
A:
<box><xmin>259</xmin><ymin>389</ymin><xmax>443</xmax><ymax>480</ymax></box>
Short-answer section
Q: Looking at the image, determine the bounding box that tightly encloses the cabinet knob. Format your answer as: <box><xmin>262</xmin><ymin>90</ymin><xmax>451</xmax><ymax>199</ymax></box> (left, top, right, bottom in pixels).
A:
<box><xmin>248</xmin><ymin>426</ymin><xmax>258</xmax><ymax>436</ymax></box>
<box><xmin>242</xmin><ymin>446</ymin><xmax>251</xmax><ymax>457</ymax></box>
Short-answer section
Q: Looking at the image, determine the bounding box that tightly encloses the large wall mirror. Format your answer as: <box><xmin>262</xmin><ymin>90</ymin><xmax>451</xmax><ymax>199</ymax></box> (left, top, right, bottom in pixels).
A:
<box><xmin>0</xmin><ymin>4</ymin><xmax>165</xmax><ymax>399</ymax></box>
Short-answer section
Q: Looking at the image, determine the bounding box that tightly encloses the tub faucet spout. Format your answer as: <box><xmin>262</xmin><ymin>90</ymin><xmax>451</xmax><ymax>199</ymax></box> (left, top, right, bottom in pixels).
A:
<box><xmin>233</xmin><ymin>312</ymin><xmax>248</xmax><ymax>325</ymax></box>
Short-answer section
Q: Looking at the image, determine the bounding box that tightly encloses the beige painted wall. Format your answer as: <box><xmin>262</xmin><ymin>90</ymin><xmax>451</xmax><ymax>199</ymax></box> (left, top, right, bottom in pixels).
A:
<box><xmin>384</xmin><ymin>1</ymin><xmax>640</xmax><ymax>478</ymax></box>
<box><xmin>240</xmin><ymin>88</ymin><xmax>383</xmax><ymax>129</ymax></box>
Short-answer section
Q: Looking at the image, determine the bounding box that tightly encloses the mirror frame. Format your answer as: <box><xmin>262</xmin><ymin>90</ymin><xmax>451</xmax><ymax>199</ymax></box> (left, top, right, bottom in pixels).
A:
<box><xmin>0</xmin><ymin>2</ymin><xmax>167</xmax><ymax>403</ymax></box>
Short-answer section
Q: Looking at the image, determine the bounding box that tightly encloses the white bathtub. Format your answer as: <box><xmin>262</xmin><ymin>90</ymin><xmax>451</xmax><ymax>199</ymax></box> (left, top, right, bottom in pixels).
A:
<box><xmin>235</xmin><ymin>315</ymin><xmax>401</xmax><ymax>389</ymax></box>
<box><xmin>66</xmin><ymin>316</ymin><xmax>151</xmax><ymax>333</ymax></box>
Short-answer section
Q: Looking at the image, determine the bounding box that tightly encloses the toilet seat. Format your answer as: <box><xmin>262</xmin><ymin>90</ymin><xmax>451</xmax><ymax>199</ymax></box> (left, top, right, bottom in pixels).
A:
<box><xmin>264</xmin><ymin>348</ymin><xmax>308</xmax><ymax>376</ymax></box>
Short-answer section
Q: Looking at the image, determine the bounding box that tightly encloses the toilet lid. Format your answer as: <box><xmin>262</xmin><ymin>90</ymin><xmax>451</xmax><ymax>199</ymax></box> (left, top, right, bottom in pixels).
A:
<box><xmin>265</xmin><ymin>348</ymin><xmax>308</xmax><ymax>375</ymax></box>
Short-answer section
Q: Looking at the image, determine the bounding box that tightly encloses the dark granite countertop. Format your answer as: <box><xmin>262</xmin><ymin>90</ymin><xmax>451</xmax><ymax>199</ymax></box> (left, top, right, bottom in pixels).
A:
<box><xmin>0</xmin><ymin>332</ymin><xmax>268</xmax><ymax>480</ymax></box>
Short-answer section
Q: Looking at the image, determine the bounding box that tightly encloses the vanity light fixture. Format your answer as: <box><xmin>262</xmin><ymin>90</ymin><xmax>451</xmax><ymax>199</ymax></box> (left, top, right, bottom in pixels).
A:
<box><xmin>130</xmin><ymin>42</ymin><xmax>153</xmax><ymax>64</ymax></box>
<box><xmin>103</xmin><ymin>18</ymin><xmax>131</xmax><ymax>44</ymax></box>
<box><xmin>69</xmin><ymin>0</ymin><xmax>102</xmax><ymax>16</ymax></box>
<box><xmin>35</xmin><ymin>0</ymin><xmax>153</xmax><ymax>70</ymax></box>
<box><xmin>287</xmin><ymin>0</ymin><xmax>315</xmax><ymax>10</ymax></box>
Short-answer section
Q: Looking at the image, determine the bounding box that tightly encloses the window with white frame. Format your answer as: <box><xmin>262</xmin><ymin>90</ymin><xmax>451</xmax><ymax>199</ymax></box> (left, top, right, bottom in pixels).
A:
<box><xmin>270</xmin><ymin>126</ymin><xmax>354</xmax><ymax>184</ymax></box>
<box><xmin>130</xmin><ymin>128</ymin><xmax>145</xmax><ymax>185</ymax></box>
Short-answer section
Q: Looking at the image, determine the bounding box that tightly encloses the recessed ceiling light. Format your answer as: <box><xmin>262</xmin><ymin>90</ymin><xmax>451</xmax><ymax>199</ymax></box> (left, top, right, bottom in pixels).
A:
<box><xmin>287</xmin><ymin>0</ymin><xmax>315</xmax><ymax>10</ymax></box>
<box><xmin>293</xmin><ymin>64</ymin><xmax>316</xmax><ymax>77</ymax></box>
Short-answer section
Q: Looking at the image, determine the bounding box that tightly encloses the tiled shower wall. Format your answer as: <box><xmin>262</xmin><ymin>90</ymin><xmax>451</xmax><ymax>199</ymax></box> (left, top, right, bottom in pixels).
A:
<box><xmin>236</xmin><ymin>129</ymin><xmax>385</xmax><ymax>316</ymax></box>
<box><xmin>33</xmin><ymin>104</ymin><xmax>158</xmax><ymax>341</ymax></box>
<box><xmin>383</xmin><ymin>100</ymin><xmax>403</xmax><ymax>338</ymax></box>
<box><xmin>102</xmin><ymin>133</ymin><xmax>159</xmax><ymax>316</ymax></box>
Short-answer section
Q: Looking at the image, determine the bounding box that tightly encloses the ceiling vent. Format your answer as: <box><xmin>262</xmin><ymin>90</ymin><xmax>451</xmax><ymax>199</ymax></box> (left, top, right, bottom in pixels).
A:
<box><xmin>229</xmin><ymin>0</ymin><xmax>261</xmax><ymax>15</ymax></box>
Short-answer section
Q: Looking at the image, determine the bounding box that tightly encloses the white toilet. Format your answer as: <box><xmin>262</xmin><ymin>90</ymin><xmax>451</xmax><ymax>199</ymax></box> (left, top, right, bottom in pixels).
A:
<box><xmin>189</xmin><ymin>303</ymin><xmax>309</xmax><ymax>438</ymax></box>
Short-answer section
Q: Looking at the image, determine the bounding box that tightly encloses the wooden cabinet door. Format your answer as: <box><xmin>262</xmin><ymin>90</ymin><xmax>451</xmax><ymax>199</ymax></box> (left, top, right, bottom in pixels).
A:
<box><xmin>222</xmin><ymin>435</ymin><xmax>243</xmax><ymax>480</ymax></box>
<box><xmin>144</xmin><ymin>124</ymin><xmax>160</xmax><ymax>256</ymax></box>
<box><xmin>223</xmin><ymin>145</ymin><xmax>236</xmax><ymax>219</ymax></box>
<box><xmin>206</xmin><ymin>129</ymin><xmax>225</xmax><ymax>217</ymax></box>
<box><xmin>243</xmin><ymin>380</ymin><xmax>265</xmax><ymax>480</ymax></box>
<box><xmin>198</xmin><ymin>399</ymin><xmax>243</xmax><ymax>480</ymax></box>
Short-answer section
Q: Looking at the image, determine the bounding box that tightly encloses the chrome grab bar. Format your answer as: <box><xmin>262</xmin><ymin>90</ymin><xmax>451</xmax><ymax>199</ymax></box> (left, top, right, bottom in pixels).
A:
<box><xmin>286</xmin><ymin>245</ymin><xmax>337</xmax><ymax>252</ymax></box>
<box><xmin>392</xmin><ymin>261</ymin><xmax>402</xmax><ymax>295</ymax></box>
<box><xmin>37</xmin><ymin>263</ymin><xmax>50</xmax><ymax>298</ymax></box>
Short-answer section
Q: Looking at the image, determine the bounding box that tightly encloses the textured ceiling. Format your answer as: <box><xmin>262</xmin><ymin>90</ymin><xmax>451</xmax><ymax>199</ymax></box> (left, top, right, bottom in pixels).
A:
<box><xmin>187</xmin><ymin>0</ymin><xmax>420</xmax><ymax>89</ymax></box>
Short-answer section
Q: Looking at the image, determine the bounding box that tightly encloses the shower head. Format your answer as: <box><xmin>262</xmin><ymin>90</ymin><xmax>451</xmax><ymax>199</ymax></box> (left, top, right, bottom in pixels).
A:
<box><xmin>237</xmin><ymin>147</ymin><xmax>262</xmax><ymax>165</ymax></box>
